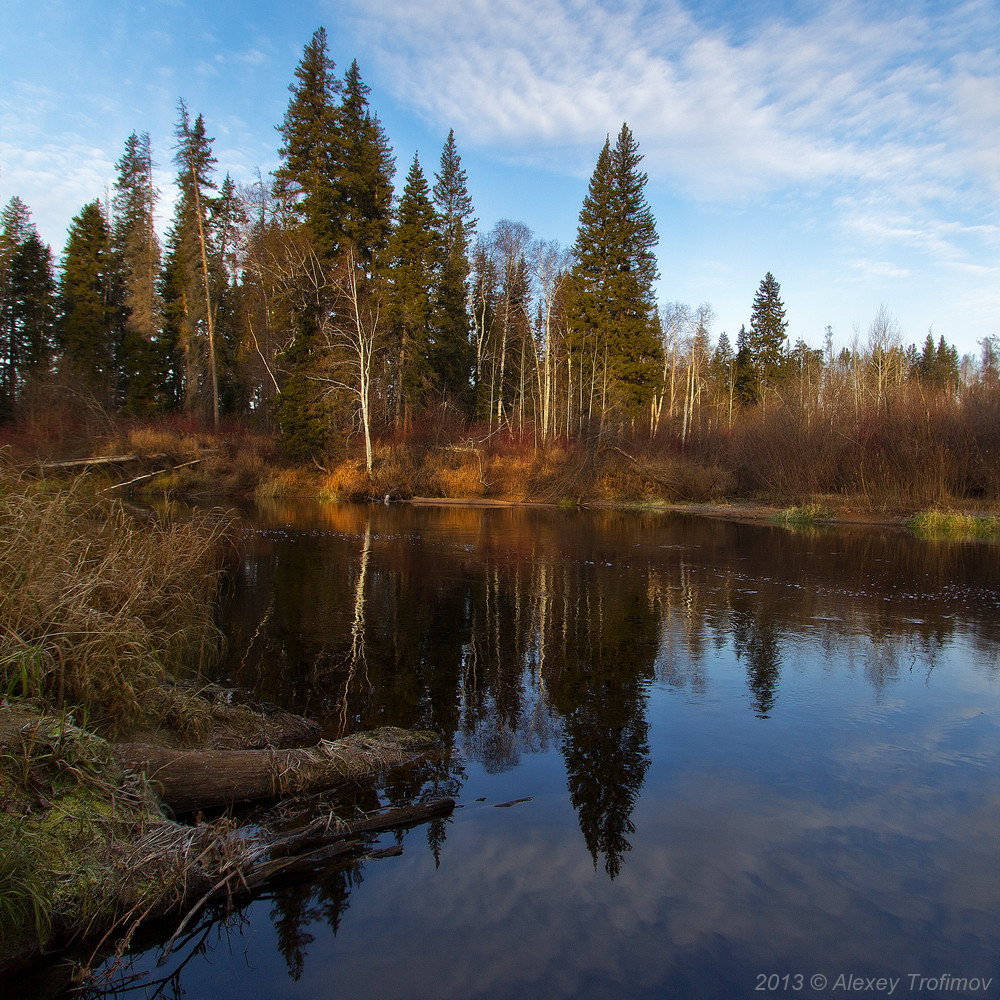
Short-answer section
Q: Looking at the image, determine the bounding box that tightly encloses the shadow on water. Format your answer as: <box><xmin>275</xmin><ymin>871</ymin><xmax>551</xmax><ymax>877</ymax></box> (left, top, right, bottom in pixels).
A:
<box><xmin>67</xmin><ymin>502</ymin><xmax>1000</xmax><ymax>999</ymax></box>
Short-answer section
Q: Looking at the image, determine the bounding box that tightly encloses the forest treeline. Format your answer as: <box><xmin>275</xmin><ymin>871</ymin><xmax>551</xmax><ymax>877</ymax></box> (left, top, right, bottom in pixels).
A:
<box><xmin>2</xmin><ymin>27</ymin><xmax>998</xmax><ymax>506</ymax></box>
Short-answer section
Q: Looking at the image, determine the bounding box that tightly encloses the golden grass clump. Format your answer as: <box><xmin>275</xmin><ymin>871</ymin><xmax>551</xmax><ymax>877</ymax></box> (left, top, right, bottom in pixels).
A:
<box><xmin>0</xmin><ymin>471</ymin><xmax>227</xmax><ymax>733</ymax></box>
<box><xmin>252</xmin><ymin>466</ymin><xmax>318</xmax><ymax>500</ymax></box>
<box><xmin>428</xmin><ymin>454</ymin><xmax>486</xmax><ymax>498</ymax></box>
<box><xmin>319</xmin><ymin>459</ymin><xmax>371</xmax><ymax>501</ymax></box>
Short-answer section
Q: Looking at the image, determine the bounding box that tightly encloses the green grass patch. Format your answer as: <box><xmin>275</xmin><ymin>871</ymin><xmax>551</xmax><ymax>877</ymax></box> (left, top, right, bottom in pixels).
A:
<box><xmin>771</xmin><ymin>503</ymin><xmax>835</xmax><ymax>527</ymax></box>
<box><xmin>906</xmin><ymin>510</ymin><xmax>1000</xmax><ymax>539</ymax></box>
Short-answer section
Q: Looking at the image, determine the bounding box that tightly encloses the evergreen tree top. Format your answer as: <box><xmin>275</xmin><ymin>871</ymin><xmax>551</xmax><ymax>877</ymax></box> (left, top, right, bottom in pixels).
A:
<box><xmin>1</xmin><ymin>196</ymin><xmax>35</xmax><ymax>251</ymax></box>
<box><xmin>395</xmin><ymin>155</ymin><xmax>437</xmax><ymax>230</ymax></box>
<box><xmin>750</xmin><ymin>272</ymin><xmax>788</xmax><ymax>341</ymax></box>
<box><xmin>433</xmin><ymin>129</ymin><xmax>477</xmax><ymax>256</ymax></box>
<box><xmin>173</xmin><ymin>100</ymin><xmax>217</xmax><ymax>195</ymax></box>
<box><xmin>112</xmin><ymin>132</ymin><xmax>158</xmax><ymax>234</ymax></box>
<box><xmin>342</xmin><ymin>59</ymin><xmax>371</xmax><ymax>121</ymax></box>
<box><xmin>282</xmin><ymin>27</ymin><xmax>340</xmax><ymax>115</ymax></box>
<box><xmin>572</xmin><ymin>123</ymin><xmax>658</xmax><ymax>294</ymax></box>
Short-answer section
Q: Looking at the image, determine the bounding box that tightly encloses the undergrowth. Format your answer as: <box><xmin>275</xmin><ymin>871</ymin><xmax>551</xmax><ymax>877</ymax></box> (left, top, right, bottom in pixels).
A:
<box><xmin>0</xmin><ymin>466</ymin><xmax>228</xmax><ymax>736</ymax></box>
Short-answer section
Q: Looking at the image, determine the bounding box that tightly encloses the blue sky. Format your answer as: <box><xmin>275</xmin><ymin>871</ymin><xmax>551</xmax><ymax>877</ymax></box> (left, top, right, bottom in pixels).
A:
<box><xmin>1</xmin><ymin>0</ymin><xmax>997</xmax><ymax>355</ymax></box>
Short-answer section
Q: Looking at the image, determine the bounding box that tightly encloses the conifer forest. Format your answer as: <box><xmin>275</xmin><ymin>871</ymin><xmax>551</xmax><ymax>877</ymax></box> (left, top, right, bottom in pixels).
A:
<box><xmin>2</xmin><ymin>26</ymin><xmax>998</xmax><ymax>509</ymax></box>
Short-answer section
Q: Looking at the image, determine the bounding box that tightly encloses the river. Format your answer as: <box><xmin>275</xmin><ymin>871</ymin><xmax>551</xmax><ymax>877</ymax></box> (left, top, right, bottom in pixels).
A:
<box><xmin>90</xmin><ymin>502</ymin><xmax>1000</xmax><ymax>999</ymax></box>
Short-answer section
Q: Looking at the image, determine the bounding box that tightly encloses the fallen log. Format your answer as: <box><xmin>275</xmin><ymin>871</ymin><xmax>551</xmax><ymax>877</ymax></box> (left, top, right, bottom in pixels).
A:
<box><xmin>266</xmin><ymin>797</ymin><xmax>456</xmax><ymax>861</ymax></box>
<box><xmin>113</xmin><ymin>726</ymin><xmax>443</xmax><ymax>813</ymax></box>
<box><xmin>99</xmin><ymin>457</ymin><xmax>204</xmax><ymax>492</ymax></box>
<box><xmin>35</xmin><ymin>453</ymin><xmax>165</xmax><ymax>470</ymax></box>
<box><xmin>1</xmin><ymin>793</ymin><xmax>454</xmax><ymax>985</ymax></box>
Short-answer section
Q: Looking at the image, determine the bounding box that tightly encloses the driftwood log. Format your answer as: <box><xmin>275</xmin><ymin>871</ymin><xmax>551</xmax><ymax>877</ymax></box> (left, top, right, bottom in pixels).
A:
<box><xmin>113</xmin><ymin>726</ymin><xmax>443</xmax><ymax>813</ymax></box>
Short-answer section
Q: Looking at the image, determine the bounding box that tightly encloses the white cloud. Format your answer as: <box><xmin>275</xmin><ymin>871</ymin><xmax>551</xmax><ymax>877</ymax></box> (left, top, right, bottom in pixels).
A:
<box><xmin>330</xmin><ymin>0</ymin><xmax>996</xmax><ymax>347</ymax></box>
<box><xmin>236</xmin><ymin>47</ymin><xmax>268</xmax><ymax>66</ymax></box>
<box><xmin>0</xmin><ymin>136</ymin><xmax>116</xmax><ymax>248</ymax></box>
<box><xmin>342</xmin><ymin>0</ymin><xmax>999</xmax><ymax>230</ymax></box>
<box><xmin>848</xmin><ymin>259</ymin><xmax>913</xmax><ymax>279</ymax></box>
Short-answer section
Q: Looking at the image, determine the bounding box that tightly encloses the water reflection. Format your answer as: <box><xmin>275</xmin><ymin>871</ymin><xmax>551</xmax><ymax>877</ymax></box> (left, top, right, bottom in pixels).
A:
<box><xmin>220</xmin><ymin>505</ymin><xmax>1000</xmax><ymax>873</ymax></box>
<box><xmin>74</xmin><ymin>501</ymin><xmax>991</xmax><ymax>997</ymax></box>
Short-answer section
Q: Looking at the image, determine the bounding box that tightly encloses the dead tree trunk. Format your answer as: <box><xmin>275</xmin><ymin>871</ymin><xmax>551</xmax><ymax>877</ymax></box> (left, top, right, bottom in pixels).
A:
<box><xmin>113</xmin><ymin>727</ymin><xmax>443</xmax><ymax>814</ymax></box>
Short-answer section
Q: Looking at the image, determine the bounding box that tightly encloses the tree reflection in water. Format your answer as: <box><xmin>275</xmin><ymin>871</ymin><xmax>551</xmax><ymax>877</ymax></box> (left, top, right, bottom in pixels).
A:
<box><xmin>204</xmin><ymin>502</ymin><xmax>1000</xmax><ymax>982</ymax></box>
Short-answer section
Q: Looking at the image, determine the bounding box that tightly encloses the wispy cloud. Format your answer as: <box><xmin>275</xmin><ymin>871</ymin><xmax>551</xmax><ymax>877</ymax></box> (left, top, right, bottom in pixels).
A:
<box><xmin>0</xmin><ymin>137</ymin><xmax>115</xmax><ymax>243</ymax></box>
<box><xmin>848</xmin><ymin>259</ymin><xmax>913</xmax><ymax>280</ymax></box>
<box><xmin>343</xmin><ymin>0</ymin><xmax>998</xmax><ymax>225</ymax></box>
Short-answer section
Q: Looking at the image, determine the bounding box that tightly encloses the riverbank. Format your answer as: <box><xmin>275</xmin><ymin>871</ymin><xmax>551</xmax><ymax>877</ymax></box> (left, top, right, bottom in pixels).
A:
<box><xmin>10</xmin><ymin>418</ymin><xmax>1000</xmax><ymax>536</ymax></box>
<box><xmin>0</xmin><ymin>470</ymin><xmax>449</xmax><ymax>986</ymax></box>
<box><xmin>407</xmin><ymin>495</ymin><xmax>917</xmax><ymax>526</ymax></box>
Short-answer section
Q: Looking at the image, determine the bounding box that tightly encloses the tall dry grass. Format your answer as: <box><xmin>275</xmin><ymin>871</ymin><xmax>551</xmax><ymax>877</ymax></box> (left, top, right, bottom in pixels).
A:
<box><xmin>0</xmin><ymin>469</ymin><xmax>227</xmax><ymax>732</ymax></box>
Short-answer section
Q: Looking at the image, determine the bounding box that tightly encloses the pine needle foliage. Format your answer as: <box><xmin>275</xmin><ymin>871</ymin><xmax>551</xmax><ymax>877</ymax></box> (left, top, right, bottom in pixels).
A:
<box><xmin>567</xmin><ymin>124</ymin><xmax>663</xmax><ymax>420</ymax></box>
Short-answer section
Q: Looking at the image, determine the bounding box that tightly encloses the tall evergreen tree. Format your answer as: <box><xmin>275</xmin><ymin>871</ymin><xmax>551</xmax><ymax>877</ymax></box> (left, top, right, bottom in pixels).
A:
<box><xmin>112</xmin><ymin>132</ymin><xmax>165</xmax><ymax>414</ymax></box>
<box><xmin>387</xmin><ymin>155</ymin><xmax>440</xmax><ymax>422</ymax></box>
<box><xmin>337</xmin><ymin>59</ymin><xmax>395</xmax><ymax>277</ymax></box>
<box><xmin>58</xmin><ymin>200</ymin><xmax>115</xmax><ymax>400</ymax></box>
<box><xmin>270</xmin><ymin>28</ymin><xmax>347</xmax><ymax>456</ymax></box>
<box><xmin>738</xmin><ymin>272</ymin><xmax>788</xmax><ymax>404</ymax></box>
<box><xmin>0</xmin><ymin>197</ymin><xmax>32</xmax><ymax>287</ymax></box>
<box><xmin>162</xmin><ymin>101</ymin><xmax>222</xmax><ymax>421</ymax></box>
<box><xmin>0</xmin><ymin>199</ymin><xmax>56</xmax><ymax>417</ymax></box>
<box><xmin>212</xmin><ymin>173</ymin><xmax>249</xmax><ymax>414</ymax></box>
<box><xmin>431</xmin><ymin>129</ymin><xmax>476</xmax><ymax>407</ymax></box>
<box><xmin>566</xmin><ymin>124</ymin><xmax>662</xmax><ymax>422</ymax></box>
<box><xmin>273</xmin><ymin>27</ymin><xmax>342</xmax><ymax>262</ymax></box>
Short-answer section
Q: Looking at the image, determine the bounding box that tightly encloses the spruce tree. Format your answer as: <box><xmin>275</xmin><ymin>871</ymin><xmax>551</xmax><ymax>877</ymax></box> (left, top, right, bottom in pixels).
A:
<box><xmin>112</xmin><ymin>132</ymin><xmax>166</xmax><ymax>414</ymax></box>
<box><xmin>337</xmin><ymin>59</ymin><xmax>395</xmax><ymax>277</ymax></box>
<box><xmin>274</xmin><ymin>27</ymin><xmax>341</xmax><ymax>262</ymax></box>
<box><xmin>567</xmin><ymin>124</ymin><xmax>662</xmax><ymax>421</ymax></box>
<box><xmin>387</xmin><ymin>155</ymin><xmax>440</xmax><ymax>422</ymax></box>
<box><xmin>917</xmin><ymin>333</ymin><xmax>959</xmax><ymax>388</ymax></box>
<box><xmin>58</xmin><ymin>200</ymin><xmax>115</xmax><ymax>400</ymax></box>
<box><xmin>431</xmin><ymin>129</ymin><xmax>476</xmax><ymax>408</ymax></box>
<box><xmin>738</xmin><ymin>272</ymin><xmax>788</xmax><ymax>404</ymax></box>
<box><xmin>0</xmin><ymin>198</ymin><xmax>32</xmax><ymax>414</ymax></box>
<box><xmin>270</xmin><ymin>29</ymin><xmax>347</xmax><ymax>456</ymax></box>
<box><xmin>212</xmin><ymin>173</ymin><xmax>248</xmax><ymax>414</ymax></box>
<box><xmin>0</xmin><ymin>200</ymin><xmax>56</xmax><ymax>416</ymax></box>
<box><xmin>163</xmin><ymin>101</ymin><xmax>222</xmax><ymax>421</ymax></box>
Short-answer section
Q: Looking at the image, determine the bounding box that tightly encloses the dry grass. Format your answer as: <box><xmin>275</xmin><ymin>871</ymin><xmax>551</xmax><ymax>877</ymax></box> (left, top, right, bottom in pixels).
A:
<box><xmin>427</xmin><ymin>451</ymin><xmax>487</xmax><ymax>498</ymax></box>
<box><xmin>318</xmin><ymin>459</ymin><xmax>371</xmax><ymax>501</ymax></box>
<box><xmin>252</xmin><ymin>466</ymin><xmax>318</xmax><ymax>499</ymax></box>
<box><xmin>0</xmin><ymin>468</ymin><xmax>227</xmax><ymax>735</ymax></box>
<box><xmin>94</xmin><ymin>421</ymin><xmax>279</xmax><ymax>497</ymax></box>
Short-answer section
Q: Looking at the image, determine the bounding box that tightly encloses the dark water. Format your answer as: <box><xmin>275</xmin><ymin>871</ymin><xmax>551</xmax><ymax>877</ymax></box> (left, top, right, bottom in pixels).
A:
<box><xmin>94</xmin><ymin>503</ymin><xmax>1000</xmax><ymax>999</ymax></box>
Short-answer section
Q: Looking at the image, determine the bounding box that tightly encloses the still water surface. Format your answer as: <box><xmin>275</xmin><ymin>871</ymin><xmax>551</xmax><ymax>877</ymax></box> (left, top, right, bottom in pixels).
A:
<box><xmin>96</xmin><ymin>503</ymin><xmax>1000</xmax><ymax>999</ymax></box>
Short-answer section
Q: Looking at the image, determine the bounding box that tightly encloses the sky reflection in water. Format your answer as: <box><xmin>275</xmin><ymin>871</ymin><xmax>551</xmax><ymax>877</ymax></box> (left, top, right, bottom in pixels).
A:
<box><xmin>92</xmin><ymin>504</ymin><xmax>1000</xmax><ymax>999</ymax></box>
